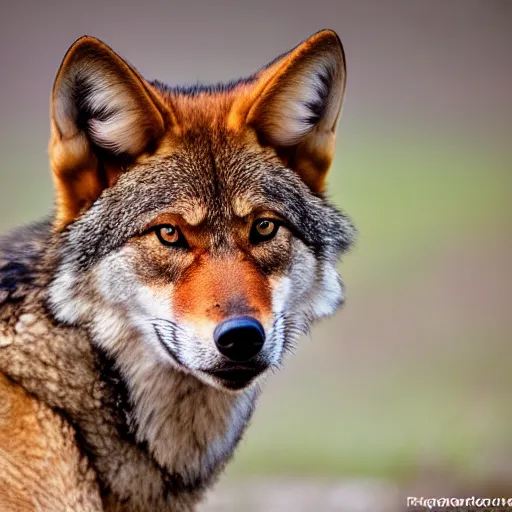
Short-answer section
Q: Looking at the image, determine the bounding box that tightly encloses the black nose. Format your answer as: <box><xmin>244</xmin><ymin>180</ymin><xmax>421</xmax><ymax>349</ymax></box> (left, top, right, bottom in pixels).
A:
<box><xmin>213</xmin><ymin>316</ymin><xmax>265</xmax><ymax>362</ymax></box>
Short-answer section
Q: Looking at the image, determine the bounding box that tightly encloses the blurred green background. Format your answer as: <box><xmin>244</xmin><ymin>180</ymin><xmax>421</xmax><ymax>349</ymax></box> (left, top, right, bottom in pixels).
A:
<box><xmin>1</xmin><ymin>1</ymin><xmax>511</xmax><ymax>509</ymax></box>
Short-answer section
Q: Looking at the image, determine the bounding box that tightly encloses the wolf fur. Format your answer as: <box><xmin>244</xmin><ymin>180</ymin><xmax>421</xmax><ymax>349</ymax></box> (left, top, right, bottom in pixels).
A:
<box><xmin>0</xmin><ymin>29</ymin><xmax>355</xmax><ymax>511</ymax></box>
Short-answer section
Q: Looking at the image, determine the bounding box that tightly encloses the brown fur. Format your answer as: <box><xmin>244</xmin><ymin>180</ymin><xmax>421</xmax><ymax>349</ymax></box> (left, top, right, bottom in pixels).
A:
<box><xmin>0</xmin><ymin>374</ymin><xmax>102</xmax><ymax>511</ymax></box>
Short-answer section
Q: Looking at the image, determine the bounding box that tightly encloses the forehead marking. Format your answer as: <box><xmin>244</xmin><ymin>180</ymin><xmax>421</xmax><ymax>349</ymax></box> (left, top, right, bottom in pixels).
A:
<box><xmin>232</xmin><ymin>195</ymin><xmax>255</xmax><ymax>218</ymax></box>
<box><xmin>177</xmin><ymin>200</ymin><xmax>207</xmax><ymax>226</ymax></box>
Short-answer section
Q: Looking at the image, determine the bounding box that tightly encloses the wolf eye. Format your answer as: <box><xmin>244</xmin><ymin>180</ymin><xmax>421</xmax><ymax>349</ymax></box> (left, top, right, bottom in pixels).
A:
<box><xmin>250</xmin><ymin>219</ymin><xmax>280</xmax><ymax>244</ymax></box>
<box><xmin>155</xmin><ymin>225</ymin><xmax>187</xmax><ymax>248</ymax></box>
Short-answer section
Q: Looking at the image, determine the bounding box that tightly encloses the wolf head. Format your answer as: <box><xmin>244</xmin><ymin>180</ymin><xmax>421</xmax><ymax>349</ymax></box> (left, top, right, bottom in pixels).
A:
<box><xmin>48</xmin><ymin>30</ymin><xmax>355</xmax><ymax>392</ymax></box>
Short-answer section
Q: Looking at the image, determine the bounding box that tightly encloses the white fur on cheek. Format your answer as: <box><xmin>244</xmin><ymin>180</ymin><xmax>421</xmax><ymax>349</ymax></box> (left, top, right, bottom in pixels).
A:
<box><xmin>264</xmin><ymin>240</ymin><xmax>344</xmax><ymax>365</ymax></box>
<box><xmin>265</xmin><ymin>276</ymin><xmax>292</xmax><ymax>365</ymax></box>
<box><xmin>92</xmin><ymin>249</ymin><xmax>177</xmax><ymax>362</ymax></box>
<box><xmin>48</xmin><ymin>264</ymin><xmax>93</xmax><ymax>324</ymax></box>
<box><xmin>311</xmin><ymin>262</ymin><xmax>344</xmax><ymax>319</ymax></box>
<box><xmin>271</xmin><ymin>275</ymin><xmax>292</xmax><ymax>316</ymax></box>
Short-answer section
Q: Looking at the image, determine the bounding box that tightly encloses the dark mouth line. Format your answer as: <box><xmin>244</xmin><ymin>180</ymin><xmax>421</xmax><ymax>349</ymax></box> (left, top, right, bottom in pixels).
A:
<box><xmin>210</xmin><ymin>367</ymin><xmax>265</xmax><ymax>386</ymax></box>
<box><xmin>212</xmin><ymin>368</ymin><xmax>259</xmax><ymax>377</ymax></box>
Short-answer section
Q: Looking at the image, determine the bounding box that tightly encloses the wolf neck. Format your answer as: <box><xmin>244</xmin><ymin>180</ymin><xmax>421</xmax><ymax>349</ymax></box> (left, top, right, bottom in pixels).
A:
<box><xmin>107</xmin><ymin>328</ymin><xmax>258</xmax><ymax>485</ymax></box>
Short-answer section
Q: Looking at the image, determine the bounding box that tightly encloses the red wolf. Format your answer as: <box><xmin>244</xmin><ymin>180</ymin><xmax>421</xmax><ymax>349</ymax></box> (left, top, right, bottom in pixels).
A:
<box><xmin>0</xmin><ymin>29</ymin><xmax>355</xmax><ymax>510</ymax></box>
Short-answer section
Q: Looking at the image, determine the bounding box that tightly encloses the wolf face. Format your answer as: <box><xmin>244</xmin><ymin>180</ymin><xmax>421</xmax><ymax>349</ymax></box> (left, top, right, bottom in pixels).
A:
<box><xmin>48</xmin><ymin>30</ymin><xmax>355</xmax><ymax>393</ymax></box>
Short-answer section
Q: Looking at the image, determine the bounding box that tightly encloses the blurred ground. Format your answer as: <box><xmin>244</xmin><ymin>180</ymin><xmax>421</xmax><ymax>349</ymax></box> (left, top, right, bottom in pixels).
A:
<box><xmin>202</xmin><ymin>477</ymin><xmax>401</xmax><ymax>511</ymax></box>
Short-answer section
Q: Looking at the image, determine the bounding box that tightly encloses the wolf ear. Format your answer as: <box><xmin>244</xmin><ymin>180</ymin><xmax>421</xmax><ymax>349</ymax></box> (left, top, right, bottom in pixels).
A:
<box><xmin>50</xmin><ymin>36</ymin><xmax>170</xmax><ymax>229</ymax></box>
<box><xmin>232</xmin><ymin>30</ymin><xmax>346</xmax><ymax>194</ymax></box>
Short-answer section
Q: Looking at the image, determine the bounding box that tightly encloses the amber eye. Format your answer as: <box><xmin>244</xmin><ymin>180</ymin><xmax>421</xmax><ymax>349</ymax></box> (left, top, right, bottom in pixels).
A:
<box><xmin>250</xmin><ymin>219</ymin><xmax>280</xmax><ymax>244</ymax></box>
<box><xmin>154</xmin><ymin>224</ymin><xmax>187</xmax><ymax>248</ymax></box>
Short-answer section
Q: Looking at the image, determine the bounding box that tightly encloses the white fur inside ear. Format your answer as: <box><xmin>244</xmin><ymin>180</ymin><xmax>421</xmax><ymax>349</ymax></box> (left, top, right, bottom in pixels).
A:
<box><xmin>83</xmin><ymin>73</ymin><xmax>148</xmax><ymax>154</ymax></box>
<box><xmin>53</xmin><ymin>57</ymin><xmax>159</xmax><ymax>157</ymax></box>
<box><xmin>259</xmin><ymin>53</ymin><xmax>341</xmax><ymax>146</ymax></box>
